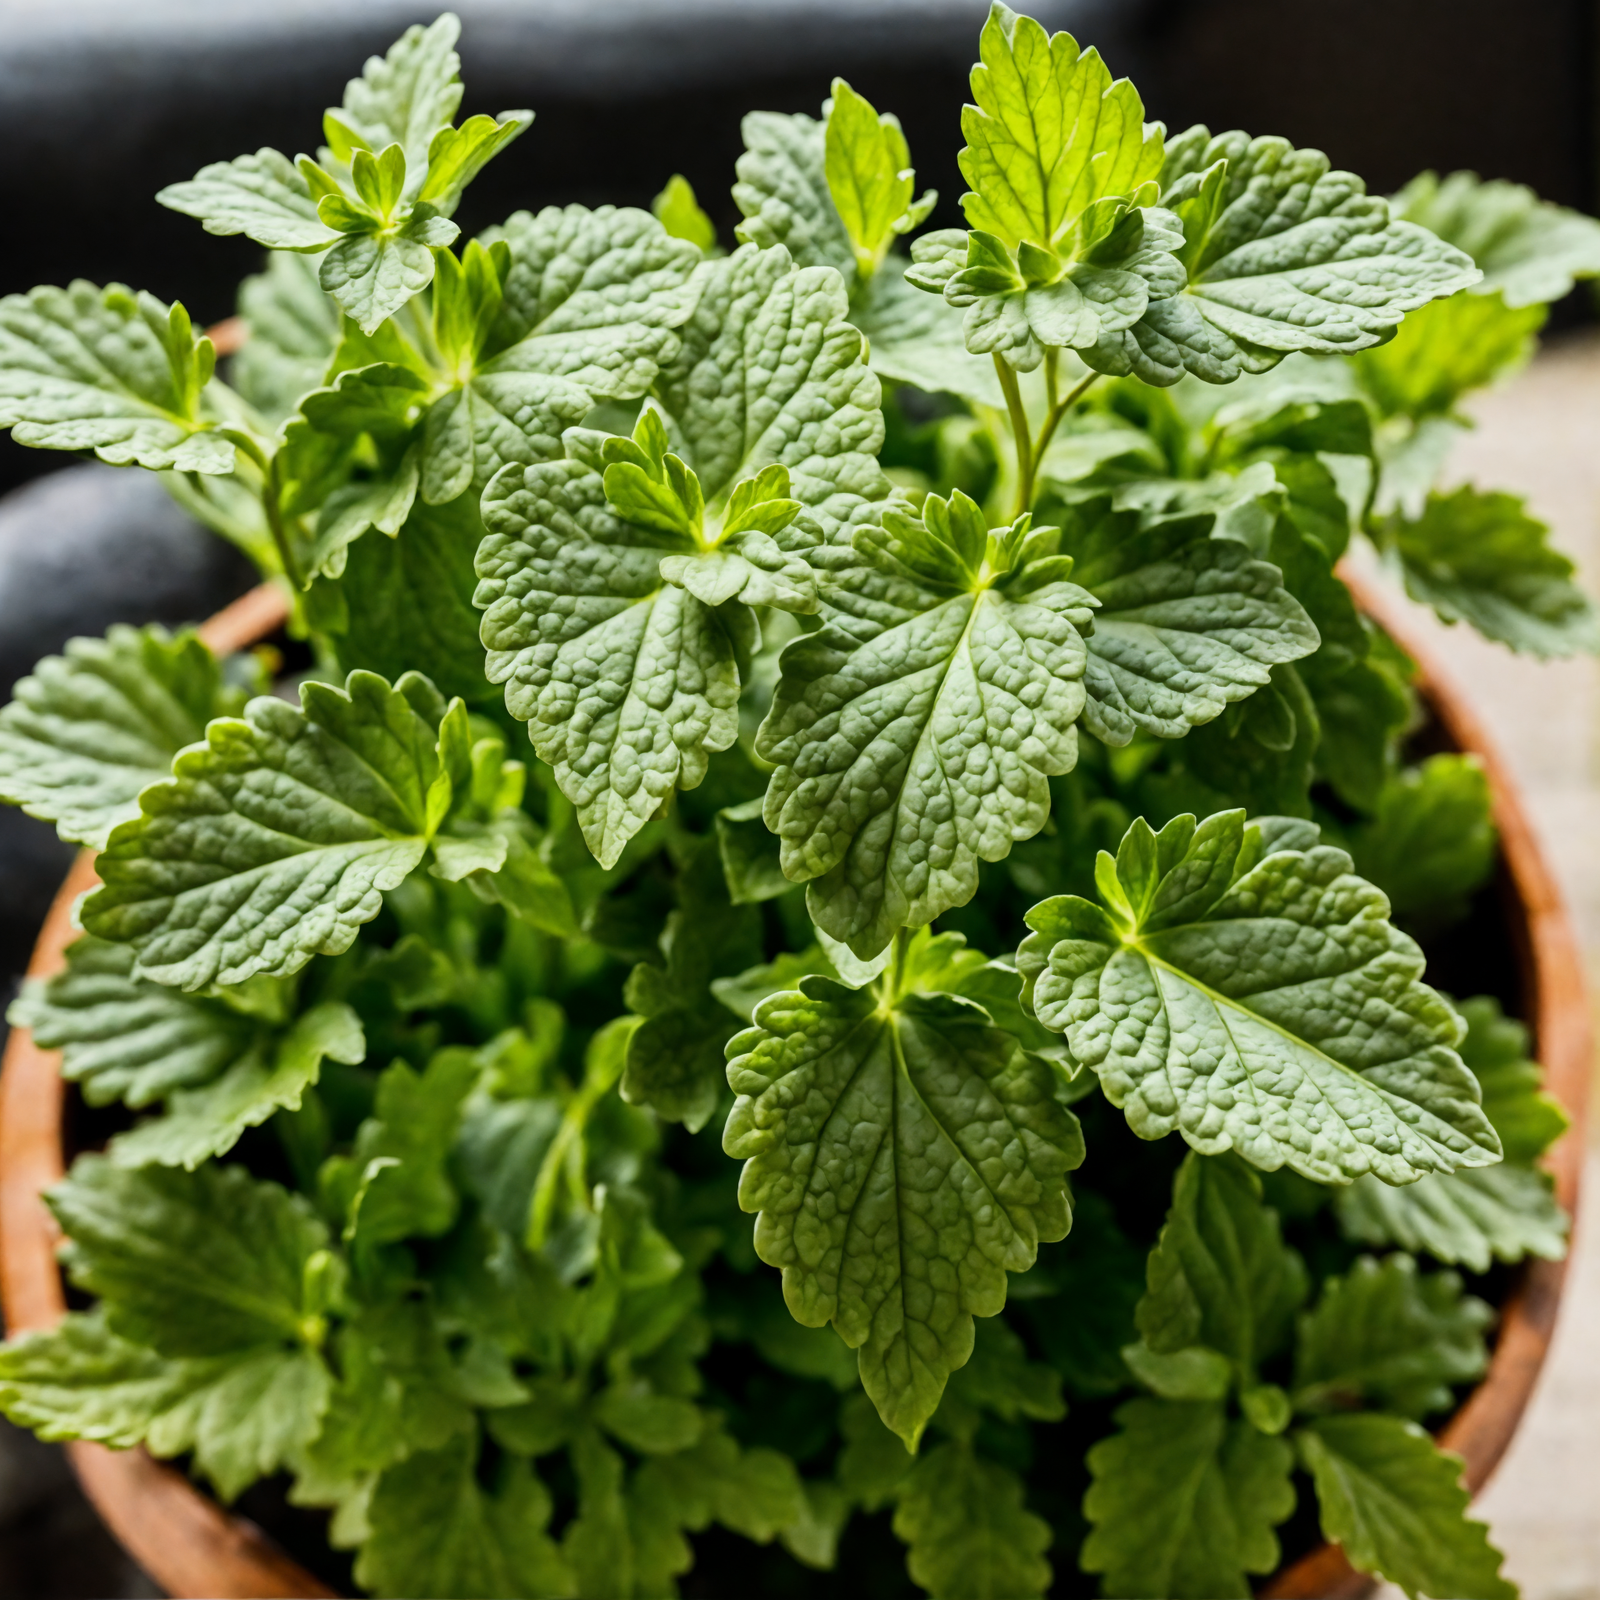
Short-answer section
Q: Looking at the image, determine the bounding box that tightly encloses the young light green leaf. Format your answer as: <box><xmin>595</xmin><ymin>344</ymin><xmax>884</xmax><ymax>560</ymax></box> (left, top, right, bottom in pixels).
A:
<box><xmin>1153</xmin><ymin>126</ymin><xmax>1479</xmax><ymax>376</ymax></box>
<box><xmin>1294</xmin><ymin>1254</ymin><xmax>1490</xmax><ymax>1419</ymax></box>
<box><xmin>1057</xmin><ymin>498</ymin><xmax>1320</xmax><ymax>745</ymax></box>
<box><xmin>419</xmin><ymin>112</ymin><xmax>533</xmax><ymax>216</ymax></box>
<box><xmin>824</xmin><ymin>79</ymin><xmax>934</xmax><ymax>280</ymax></box>
<box><xmin>1347</xmin><ymin>755</ymin><xmax>1496</xmax><ymax>924</ymax></box>
<box><xmin>1082</xmin><ymin>1396</ymin><xmax>1294</xmax><ymax>1599</ymax></box>
<box><xmin>1381</xmin><ymin>486</ymin><xmax>1600</xmax><ymax>658</ymax></box>
<box><xmin>48</xmin><ymin>1156</ymin><xmax>334</xmax><ymax>1357</ymax></box>
<box><xmin>1299</xmin><ymin>1412</ymin><xmax>1514</xmax><ymax>1600</ymax></box>
<box><xmin>156</xmin><ymin>149</ymin><xmax>338</xmax><ymax>252</ymax></box>
<box><xmin>334</xmin><ymin>14</ymin><xmax>465</xmax><ymax>179</ymax></box>
<box><xmin>357</xmin><ymin>1427</ymin><xmax>573</xmax><ymax>1600</ymax></box>
<box><xmin>486</xmin><ymin>204</ymin><xmax>701</xmax><ymax>400</ymax></box>
<box><xmin>1394</xmin><ymin>168</ymin><xmax>1600</xmax><ymax>308</ymax></box>
<box><xmin>235</xmin><ymin>251</ymin><xmax>340</xmax><ymax>424</ymax></box>
<box><xmin>82</xmin><ymin>671</ymin><xmax>453</xmax><ymax>990</ymax></box>
<box><xmin>1336</xmin><ymin>1164</ymin><xmax>1569</xmax><ymax>1274</ymax></box>
<box><xmin>654</xmin><ymin>241</ymin><xmax>890</xmax><ymax>544</ymax></box>
<box><xmin>0</xmin><ymin>1310</ymin><xmax>329</xmax><ymax>1503</ymax></box>
<box><xmin>0</xmin><ymin>623</ymin><xmax>236</xmax><ymax>848</ymax></box>
<box><xmin>109</xmin><ymin>1001</ymin><xmax>365</xmax><ymax>1170</ymax></box>
<box><xmin>892</xmin><ymin>1440</ymin><xmax>1053</xmax><ymax>1600</ymax></box>
<box><xmin>320</xmin><ymin>207</ymin><xmax>459</xmax><ymax>337</ymax></box>
<box><xmin>477</xmin><ymin>432</ymin><xmax>755</xmax><ymax>870</ymax></box>
<box><xmin>724</xmin><ymin>974</ymin><xmax>1083</xmax><ymax>1444</ymax></box>
<box><xmin>651</xmin><ymin>174</ymin><xmax>718</xmax><ymax>254</ymax></box>
<box><xmin>1135</xmin><ymin>1153</ymin><xmax>1306</xmax><ymax>1386</ymax></box>
<box><xmin>0</xmin><ymin>283</ymin><xmax>234</xmax><ymax>472</ymax></box>
<box><xmin>1018</xmin><ymin>810</ymin><xmax>1503</xmax><ymax>1184</ymax></box>
<box><xmin>759</xmin><ymin>493</ymin><xmax>1096</xmax><ymax>958</ymax></box>
<box><xmin>959</xmin><ymin>4</ymin><xmax>1162</xmax><ymax>254</ymax></box>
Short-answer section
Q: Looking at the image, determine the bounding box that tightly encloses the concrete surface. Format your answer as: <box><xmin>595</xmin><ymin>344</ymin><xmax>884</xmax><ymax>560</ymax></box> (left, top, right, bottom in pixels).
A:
<box><xmin>1371</xmin><ymin>330</ymin><xmax>1600</xmax><ymax>1600</ymax></box>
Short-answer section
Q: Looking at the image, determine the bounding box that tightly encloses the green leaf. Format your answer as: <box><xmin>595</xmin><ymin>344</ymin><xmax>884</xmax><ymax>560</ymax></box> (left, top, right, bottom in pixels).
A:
<box><xmin>320</xmin><ymin>209</ymin><xmax>459</xmax><ymax>338</ymax></box>
<box><xmin>1457</xmin><ymin>994</ymin><xmax>1569</xmax><ymax>1164</ymax></box>
<box><xmin>710</xmin><ymin>946</ymin><xmax>839</xmax><ymax>1023</ymax></box>
<box><xmin>934</xmin><ymin>1314</ymin><xmax>1065</xmax><ymax>1437</ymax></box>
<box><xmin>419</xmin><ymin>113</ymin><xmax>533</xmax><ymax>216</ymax></box>
<box><xmin>157</xmin><ymin>149</ymin><xmax>337</xmax><ymax>251</ymax></box>
<box><xmin>713</xmin><ymin>799</ymin><xmax>790</xmax><ymax>905</ymax></box>
<box><xmin>486</xmin><ymin>204</ymin><xmax>701</xmax><ymax>400</ymax></box>
<box><xmin>824</xmin><ymin>79</ymin><xmax>934</xmax><ymax>279</ymax></box>
<box><xmin>733</xmin><ymin>111</ymin><xmax>853</xmax><ymax>272</ymax></box>
<box><xmin>1175</xmin><ymin>662</ymin><xmax>1321</xmax><ymax>819</ymax></box>
<box><xmin>235</xmin><ymin>251</ymin><xmax>340</xmax><ymax>424</ymax></box>
<box><xmin>1018</xmin><ymin>810</ymin><xmax>1503</xmax><ymax>1183</ymax></box>
<box><xmin>1335</xmin><ymin>1163</ymin><xmax>1569</xmax><ymax>1274</ymax></box>
<box><xmin>1381</xmin><ymin>486</ymin><xmax>1600</xmax><ymax>657</ymax></box>
<box><xmin>82</xmin><ymin>671</ymin><xmax>452</xmax><ymax>990</ymax></box>
<box><xmin>48</xmin><ymin>1156</ymin><xmax>333</xmax><ymax>1356</ymax></box>
<box><xmin>0</xmin><ymin>1310</ymin><xmax>329</xmax><ymax>1503</ymax></box>
<box><xmin>654</xmin><ymin>241</ymin><xmax>889</xmax><ymax>544</ymax></box>
<box><xmin>1153</xmin><ymin>125</ymin><xmax>1479</xmax><ymax>376</ymax></box>
<box><xmin>759</xmin><ymin>492</ymin><xmax>1096</xmax><ymax>957</ymax></box>
<box><xmin>1347</xmin><ymin>754</ymin><xmax>1495</xmax><ymax>924</ymax></box>
<box><xmin>357</xmin><ymin>1427</ymin><xmax>574</xmax><ymax>1600</ymax></box>
<box><xmin>892</xmin><ymin>1439</ymin><xmax>1053</xmax><ymax>1600</ymax></box>
<box><xmin>959</xmin><ymin>5</ymin><xmax>1162</xmax><ymax>255</ymax></box>
<box><xmin>9</xmin><ymin>937</ymin><xmax>256</xmax><ymax>1109</ymax></box>
<box><xmin>0</xmin><ymin>623</ymin><xmax>236</xmax><ymax>848</ymax></box>
<box><xmin>1298</xmin><ymin>1412</ymin><xmax>1514</xmax><ymax>1600</ymax></box>
<box><xmin>1351</xmin><ymin>290</ymin><xmax>1544</xmax><ymax>423</ymax></box>
<box><xmin>1059</xmin><ymin>499</ymin><xmax>1320</xmax><ymax>745</ymax></box>
<box><xmin>651</xmin><ymin>175</ymin><xmax>718</xmax><ymax>254</ymax></box>
<box><xmin>477</xmin><ymin>434</ymin><xmax>754</xmax><ymax>870</ymax></box>
<box><xmin>1135</xmin><ymin>1153</ymin><xmax>1306</xmax><ymax>1384</ymax></box>
<box><xmin>723</xmin><ymin>972</ymin><xmax>1083</xmax><ymax>1444</ymax></box>
<box><xmin>109</xmin><ymin>1001</ymin><xmax>364</xmax><ymax>1170</ymax></box>
<box><xmin>0</xmin><ymin>283</ymin><xmax>233</xmax><ymax>471</ymax></box>
<box><xmin>334</xmin><ymin>15</ymin><xmax>464</xmax><ymax>177</ymax></box>
<box><xmin>852</xmin><ymin>264</ymin><xmax>1008</xmax><ymax>407</ymax></box>
<box><xmin>1294</xmin><ymin>1254</ymin><xmax>1490</xmax><ymax>1419</ymax></box>
<box><xmin>1394</xmin><ymin>168</ymin><xmax>1600</xmax><ymax>308</ymax></box>
<box><xmin>1082</xmin><ymin>1396</ymin><xmax>1294</xmax><ymax>1599</ymax></box>
<box><xmin>622</xmin><ymin>839</ymin><xmax>760</xmax><ymax>1130</ymax></box>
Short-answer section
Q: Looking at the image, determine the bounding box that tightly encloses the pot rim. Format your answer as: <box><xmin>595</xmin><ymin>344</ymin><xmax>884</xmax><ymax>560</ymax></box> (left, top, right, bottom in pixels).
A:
<box><xmin>0</xmin><ymin>573</ymin><xmax>1587</xmax><ymax>1600</ymax></box>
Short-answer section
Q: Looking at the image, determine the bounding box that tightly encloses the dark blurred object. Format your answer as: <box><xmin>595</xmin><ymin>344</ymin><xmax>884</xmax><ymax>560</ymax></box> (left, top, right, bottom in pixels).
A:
<box><xmin>0</xmin><ymin>467</ymin><xmax>255</xmax><ymax>978</ymax></box>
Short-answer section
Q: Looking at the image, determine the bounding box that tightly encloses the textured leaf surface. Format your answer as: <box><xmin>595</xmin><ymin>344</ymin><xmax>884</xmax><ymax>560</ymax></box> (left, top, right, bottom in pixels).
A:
<box><xmin>476</xmin><ymin>444</ymin><xmax>749</xmax><ymax>869</ymax></box>
<box><xmin>0</xmin><ymin>283</ymin><xmax>233</xmax><ymax>471</ymax></box>
<box><xmin>156</xmin><ymin>149</ymin><xmax>336</xmax><ymax>251</ymax></box>
<box><xmin>1384</xmin><ymin>486</ymin><xmax>1600</xmax><ymax>658</ymax></box>
<box><xmin>1155</xmin><ymin>126</ymin><xmax>1478</xmax><ymax>373</ymax></box>
<box><xmin>1299</xmin><ymin>1413</ymin><xmax>1514</xmax><ymax>1600</ymax></box>
<box><xmin>1457</xmin><ymin>994</ymin><xmax>1570</xmax><ymax>1164</ymax></box>
<box><xmin>892</xmin><ymin>1440</ymin><xmax>1053</xmax><ymax>1600</ymax></box>
<box><xmin>723</xmin><ymin>974</ymin><xmax>1082</xmax><ymax>1443</ymax></box>
<box><xmin>1059</xmin><ymin>499</ymin><xmax>1319</xmax><ymax>745</ymax></box>
<box><xmin>0</xmin><ymin>624</ymin><xmax>234</xmax><ymax>848</ymax></box>
<box><xmin>82</xmin><ymin>672</ymin><xmax>448</xmax><ymax>989</ymax></box>
<box><xmin>1082</xmin><ymin>1397</ymin><xmax>1294</xmax><ymax>1599</ymax></box>
<box><xmin>235</xmin><ymin>251</ymin><xmax>340</xmax><ymax>424</ymax></box>
<box><xmin>487</xmin><ymin>204</ymin><xmax>700</xmax><ymax>400</ymax></box>
<box><xmin>655</xmin><ymin>243</ymin><xmax>888</xmax><ymax>543</ymax></box>
<box><xmin>1018</xmin><ymin>811</ymin><xmax>1502</xmax><ymax>1183</ymax></box>
<box><xmin>759</xmin><ymin>494</ymin><xmax>1095</xmax><ymax>957</ymax></box>
<box><xmin>1294</xmin><ymin>1254</ymin><xmax>1489</xmax><ymax>1419</ymax></box>
<box><xmin>0</xmin><ymin>1311</ymin><xmax>328</xmax><ymax>1503</ymax></box>
<box><xmin>110</xmin><ymin>1002</ymin><xmax>365</xmax><ymax>1170</ymax></box>
<box><xmin>853</xmin><ymin>266</ymin><xmax>1007</xmax><ymax>407</ymax></box>
<box><xmin>1394</xmin><ymin>168</ymin><xmax>1600</xmax><ymax>307</ymax></box>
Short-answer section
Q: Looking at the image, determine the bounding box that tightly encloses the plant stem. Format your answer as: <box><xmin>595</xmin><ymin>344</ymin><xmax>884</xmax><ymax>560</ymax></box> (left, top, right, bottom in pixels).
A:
<box><xmin>995</xmin><ymin>355</ymin><xmax>1035</xmax><ymax>522</ymax></box>
<box><xmin>262</xmin><ymin>455</ymin><xmax>305</xmax><ymax>593</ymax></box>
<box><xmin>1034</xmin><ymin>369</ymin><xmax>1100</xmax><ymax>468</ymax></box>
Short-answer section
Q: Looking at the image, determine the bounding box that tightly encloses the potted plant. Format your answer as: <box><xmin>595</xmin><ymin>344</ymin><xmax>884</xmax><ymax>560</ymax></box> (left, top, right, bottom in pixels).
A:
<box><xmin>0</xmin><ymin>8</ymin><xmax>1596</xmax><ymax>1596</ymax></box>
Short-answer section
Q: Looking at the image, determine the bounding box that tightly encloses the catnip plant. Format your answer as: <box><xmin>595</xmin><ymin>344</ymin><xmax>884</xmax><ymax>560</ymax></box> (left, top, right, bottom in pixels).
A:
<box><xmin>0</xmin><ymin>9</ymin><xmax>1596</xmax><ymax>1597</ymax></box>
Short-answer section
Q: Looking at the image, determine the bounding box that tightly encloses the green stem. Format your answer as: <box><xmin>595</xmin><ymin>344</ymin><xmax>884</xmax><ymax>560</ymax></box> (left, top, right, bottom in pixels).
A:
<box><xmin>995</xmin><ymin>355</ymin><xmax>1034</xmax><ymax>523</ymax></box>
<box><xmin>1033</xmin><ymin>369</ymin><xmax>1100</xmax><ymax>471</ymax></box>
<box><xmin>262</xmin><ymin>455</ymin><xmax>305</xmax><ymax>593</ymax></box>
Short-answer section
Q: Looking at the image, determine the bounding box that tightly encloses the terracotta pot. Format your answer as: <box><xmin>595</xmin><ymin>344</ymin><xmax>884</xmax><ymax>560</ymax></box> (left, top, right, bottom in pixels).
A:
<box><xmin>0</xmin><ymin>570</ymin><xmax>1588</xmax><ymax>1600</ymax></box>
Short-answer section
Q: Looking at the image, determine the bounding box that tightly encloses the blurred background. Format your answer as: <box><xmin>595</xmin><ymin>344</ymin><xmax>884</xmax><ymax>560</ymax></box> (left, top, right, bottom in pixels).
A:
<box><xmin>1</xmin><ymin>0</ymin><xmax>1598</xmax><ymax>1593</ymax></box>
